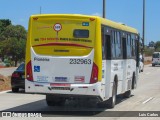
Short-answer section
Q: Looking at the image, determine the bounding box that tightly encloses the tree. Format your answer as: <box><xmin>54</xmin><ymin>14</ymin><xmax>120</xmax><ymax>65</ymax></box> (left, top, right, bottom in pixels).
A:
<box><xmin>155</xmin><ymin>41</ymin><xmax>160</xmax><ymax>52</ymax></box>
<box><xmin>148</xmin><ymin>41</ymin><xmax>155</xmax><ymax>48</ymax></box>
<box><xmin>1</xmin><ymin>25</ymin><xmax>27</xmax><ymax>40</ymax></box>
<box><xmin>0</xmin><ymin>19</ymin><xmax>11</xmax><ymax>40</ymax></box>
<box><xmin>0</xmin><ymin>24</ymin><xmax>27</xmax><ymax>66</ymax></box>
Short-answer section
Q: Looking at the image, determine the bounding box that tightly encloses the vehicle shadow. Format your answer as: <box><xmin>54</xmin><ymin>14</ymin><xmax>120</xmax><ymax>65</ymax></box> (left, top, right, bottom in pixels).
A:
<box><xmin>7</xmin><ymin>89</ymin><xmax>30</xmax><ymax>94</ymax></box>
<box><xmin>2</xmin><ymin>93</ymin><xmax>134</xmax><ymax>117</ymax></box>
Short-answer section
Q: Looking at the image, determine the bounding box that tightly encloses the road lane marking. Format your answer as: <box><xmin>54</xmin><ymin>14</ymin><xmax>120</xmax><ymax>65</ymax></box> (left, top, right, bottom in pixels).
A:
<box><xmin>142</xmin><ymin>97</ymin><xmax>154</xmax><ymax>104</ymax></box>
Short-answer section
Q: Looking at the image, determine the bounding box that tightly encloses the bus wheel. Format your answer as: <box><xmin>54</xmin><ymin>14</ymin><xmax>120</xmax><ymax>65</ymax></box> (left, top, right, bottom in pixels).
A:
<box><xmin>107</xmin><ymin>81</ymin><xmax>117</xmax><ymax>108</ymax></box>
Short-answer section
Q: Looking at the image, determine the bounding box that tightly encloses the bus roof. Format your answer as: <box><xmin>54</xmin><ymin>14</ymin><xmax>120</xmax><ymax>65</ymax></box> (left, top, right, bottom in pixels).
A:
<box><xmin>100</xmin><ymin>17</ymin><xmax>139</xmax><ymax>34</ymax></box>
<box><xmin>30</xmin><ymin>14</ymin><xmax>139</xmax><ymax>34</ymax></box>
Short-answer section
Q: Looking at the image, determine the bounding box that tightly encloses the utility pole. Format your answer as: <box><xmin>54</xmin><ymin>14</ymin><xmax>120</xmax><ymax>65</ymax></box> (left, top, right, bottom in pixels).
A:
<box><xmin>142</xmin><ymin>0</ymin><xmax>145</xmax><ymax>55</ymax></box>
<box><xmin>40</xmin><ymin>6</ymin><xmax>42</xmax><ymax>14</ymax></box>
<box><xmin>103</xmin><ymin>0</ymin><xmax>106</xmax><ymax>18</ymax></box>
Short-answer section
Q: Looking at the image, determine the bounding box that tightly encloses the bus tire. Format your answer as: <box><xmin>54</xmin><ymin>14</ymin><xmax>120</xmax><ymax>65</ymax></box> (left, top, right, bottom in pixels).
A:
<box><xmin>46</xmin><ymin>95</ymin><xmax>66</xmax><ymax>106</ymax></box>
<box><xmin>141</xmin><ymin>68</ymin><xmax>144</xmax><ymax>72</ymax></box>
<box><xmin>12</xmin><ymin>87</ymin><xmax>19</xmax><ymax>93</ymax></box>
<box><xmin>46</xmin><ymin>95</ymin><xmax>56</xmax><ymax>106</ymax></box>
<box><xmin>132</xmin><ymin>73</ymin><xmax>136</xmax><ymax>89</ymax></box>
<box><xmin>152</xmin><ymin>64</ymin><xmax>155</xmax><ymax>67</ymax></box>
<box><xmin>46</xmin><ymin>100</ymin><xmax>55</xmax><ymax>106</ymax></box>
<box><xmin>107</xmin><ymin>81</ymin><xmax>117</xmax><ymax>108</ymax></box>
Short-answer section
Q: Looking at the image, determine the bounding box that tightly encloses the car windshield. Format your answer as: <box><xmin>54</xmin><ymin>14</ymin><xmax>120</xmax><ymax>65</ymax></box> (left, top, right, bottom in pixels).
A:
<box><xmin>17</xmin><ymin>63</ymin><xmax>25</xmax><ymax>71</ymax></box>
<box><xmin>153</xmin><ymin>53</ymin><xmax>159</xmax><ymax>58</ymax></box>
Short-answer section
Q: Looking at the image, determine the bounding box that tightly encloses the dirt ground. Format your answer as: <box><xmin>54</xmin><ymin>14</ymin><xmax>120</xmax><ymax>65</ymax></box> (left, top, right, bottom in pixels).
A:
<box><xmin>0</xmin><ymin>74</ymin><xmax>11</xmax><ymax>92</ymax></box>
<box><xmin>144</xmin><ymin>60</ymin><xmax>152</xmax><ymax>65</ymax></box>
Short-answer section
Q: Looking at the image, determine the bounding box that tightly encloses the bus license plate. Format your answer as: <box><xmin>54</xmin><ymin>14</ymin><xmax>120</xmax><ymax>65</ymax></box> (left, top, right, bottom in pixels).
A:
<box><xmin>54</xmin><ymin>77</ymin><xmax>68</xmax><ymax>82</ymax></box>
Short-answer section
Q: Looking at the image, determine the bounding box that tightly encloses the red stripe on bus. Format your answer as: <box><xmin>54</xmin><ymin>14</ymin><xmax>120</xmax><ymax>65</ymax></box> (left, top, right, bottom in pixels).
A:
<box><xmin>32</xmin><ymin>43</ymin><xmax>92</xmax><ymax>48</ymax></box>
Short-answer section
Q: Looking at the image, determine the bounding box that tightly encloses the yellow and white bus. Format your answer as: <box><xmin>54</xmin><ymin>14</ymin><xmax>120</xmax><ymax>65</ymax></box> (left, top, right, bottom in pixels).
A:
<box><xmin>25</xmin><ymin>14</ymin><xmax>139</xmax><ymax>108</ymax></box>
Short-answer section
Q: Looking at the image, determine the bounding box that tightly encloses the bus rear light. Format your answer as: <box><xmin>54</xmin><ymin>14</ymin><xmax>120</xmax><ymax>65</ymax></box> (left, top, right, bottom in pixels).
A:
<box><xmin>26</xmin><ymin>61</ymin><xmax>33</xmax><ymax>81</ymax></box>
<box><xmin>90</xmin><ymin>62</ymin><xmax>98</xmax><ymax>84</ymax></box>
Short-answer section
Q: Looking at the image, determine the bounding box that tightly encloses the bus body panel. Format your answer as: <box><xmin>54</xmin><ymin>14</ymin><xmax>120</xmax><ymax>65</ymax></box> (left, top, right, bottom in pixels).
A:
<box><xmin>103</xmin><ymin>59</ymin><xmax>136</xmax><ymax>99</ymax></box>
<box><xmin>25</xmin><ymin>80</ymin><xmax>103</xmax><ymax>97</ymax></box>
<box><xmin>31</xmin><ymin>48</ymin><xmax>94</xmax><ymax>84</ymax></box>
<box><xmin>25</xmin><ymin>14</ymin><xmax>104</xmax><ymax>99</ymax></box>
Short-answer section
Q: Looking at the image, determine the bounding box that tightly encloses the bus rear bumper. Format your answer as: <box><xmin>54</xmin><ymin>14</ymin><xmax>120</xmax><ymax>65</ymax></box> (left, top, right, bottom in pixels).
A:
<box><xmin>25</xmin><ymin>80</ymin><xmax>104</xmax><ymax>100</ymax></box>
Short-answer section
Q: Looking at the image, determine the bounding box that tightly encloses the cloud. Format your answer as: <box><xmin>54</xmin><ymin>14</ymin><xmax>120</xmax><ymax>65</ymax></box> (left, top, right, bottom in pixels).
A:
<box><xmin>92</xmin><ymin>12</ymin><xmax>102</xmax><ymax>17</ymax></box>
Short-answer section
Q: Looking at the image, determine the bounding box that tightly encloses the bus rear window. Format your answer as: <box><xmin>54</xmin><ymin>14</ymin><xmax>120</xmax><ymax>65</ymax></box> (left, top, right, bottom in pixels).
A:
<box><xmin>73</xmin><ymin>29</ymin><xmax>89</xmax><ymax>38</ymax></box>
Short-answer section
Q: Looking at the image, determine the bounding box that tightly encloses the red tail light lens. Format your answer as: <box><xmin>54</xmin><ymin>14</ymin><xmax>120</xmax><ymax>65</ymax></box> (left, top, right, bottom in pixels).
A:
<box><xmin>90</xmin><ymin>62</ymin><xmax>98</xmax><ymax>84</ymax></box>
<box><xmin>26</xmin><ymin>61</ymin><xmax>33</xmax><ymax>81</ymax></box>
<box><xmin>12</xmin><ymin>73</ymin><xmax>20</xmax><ymax>78</ymax></box>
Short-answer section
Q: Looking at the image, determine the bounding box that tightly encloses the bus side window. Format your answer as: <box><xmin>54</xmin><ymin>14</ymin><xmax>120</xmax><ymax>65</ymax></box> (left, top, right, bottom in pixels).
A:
<box><xmin>102</xmin><ymin>27</ymin><xmax>106</xmax><ymax>60</ymax></box>
<box><xmin>106</xmin><ymin>35</ymin><xmax>111</xmax><ymax>60</ymax></box>
<box><xmin>122</xmin><ymin>37</ymin><xmax>127</xmax><ymax>59</ymax></box>
<box><xmin>127</xmin><ymin>34</ymin><xmax>132</xmax><ymax>58</ymax></box>
<box><xmin>111</xmin><ymin>31</ymin><xmax>116</xmax><ymax>59</ymax></box>
<box><xmin>116</xmin><ymin>31</ymin><xmax>122</xmax><ymax>58</ymax></box>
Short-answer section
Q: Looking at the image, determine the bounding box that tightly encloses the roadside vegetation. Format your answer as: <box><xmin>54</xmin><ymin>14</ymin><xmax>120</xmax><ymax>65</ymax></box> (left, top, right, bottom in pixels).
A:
<box><xmin>0</xmin><ymin>19</ymin><xmax>27</xmax><ymax>67</ymax></box>
<box><xmin>144</xmin><ymin>41</ymin><xmax>160</xmax><ymax>56</ymax></box>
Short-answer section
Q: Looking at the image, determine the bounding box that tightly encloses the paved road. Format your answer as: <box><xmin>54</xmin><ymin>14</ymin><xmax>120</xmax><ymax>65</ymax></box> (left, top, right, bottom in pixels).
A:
<box><xmin>0</xmin><ymin>65</ymin><xmax>160</xmax><ymax>120</ymax></box>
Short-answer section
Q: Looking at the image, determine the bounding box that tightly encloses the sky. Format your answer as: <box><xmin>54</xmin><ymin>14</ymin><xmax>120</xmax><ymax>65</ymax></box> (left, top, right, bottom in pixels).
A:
<box><xmin>0</xmin><ymin>0</ymin><xmax>160</xmax><ymax>45</ymax></box>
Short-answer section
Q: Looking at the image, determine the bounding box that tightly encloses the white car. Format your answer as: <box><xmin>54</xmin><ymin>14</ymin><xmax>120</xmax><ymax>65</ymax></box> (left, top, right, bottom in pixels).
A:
<box><xmin>152</xmin><ymin>52</ymin><xmax>160</xmax><ymax>67</ymax></box>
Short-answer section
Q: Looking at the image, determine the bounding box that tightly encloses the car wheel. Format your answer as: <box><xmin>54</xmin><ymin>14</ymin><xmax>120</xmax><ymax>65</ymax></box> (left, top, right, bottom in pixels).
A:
<box><xmin>12</xmin><ymin>88</ymin><xmax>19</xmax><ymax>93</ymax></box>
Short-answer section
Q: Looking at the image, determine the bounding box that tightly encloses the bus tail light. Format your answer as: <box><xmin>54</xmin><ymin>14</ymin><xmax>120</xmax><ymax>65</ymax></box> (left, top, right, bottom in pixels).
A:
<box><xmin>90</xmin><ymin>62</ymin><xmax>98</xmax><ymax>84</ymax></box>
<box><xmin>26</xmin><ymin>61</ymin><xmax>33</xmax><ymax>81</ymax></box>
